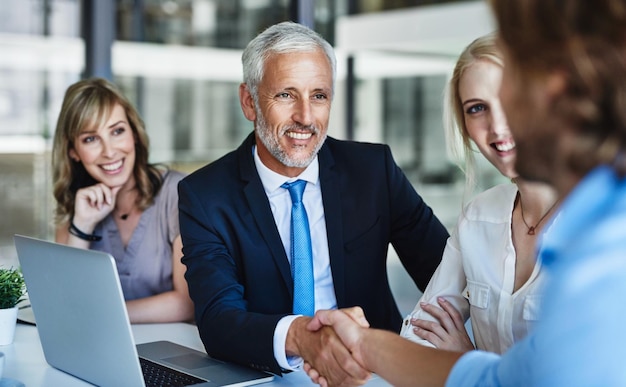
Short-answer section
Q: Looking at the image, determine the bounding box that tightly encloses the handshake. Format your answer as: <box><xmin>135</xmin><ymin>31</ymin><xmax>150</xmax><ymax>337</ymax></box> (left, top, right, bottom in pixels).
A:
<box><xmin>292</xmin><ymin>299</ymin><xmax>471</xmax><ymax>387</ymax></box>
<box><xmin>294</xmin><ymin>305</ymin><xmax>463</xmax><ymax>387</ymax></box>
<box><xmin>288</xmin><ymin>307</ymin><xmax>373</xmax><ymax>387</ymax></box>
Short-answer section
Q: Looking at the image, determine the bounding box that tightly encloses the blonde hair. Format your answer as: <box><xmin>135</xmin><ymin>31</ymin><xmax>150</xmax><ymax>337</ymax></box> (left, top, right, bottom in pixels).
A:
<box><xmin>51</xmin><ymin>78</ymin><xmax>164</xmax><ymax>224</ymax></box>
<box><xmin>443</xmin><ymin>32</ymin><xmax>503</xmax><ymax>194</ymax></box>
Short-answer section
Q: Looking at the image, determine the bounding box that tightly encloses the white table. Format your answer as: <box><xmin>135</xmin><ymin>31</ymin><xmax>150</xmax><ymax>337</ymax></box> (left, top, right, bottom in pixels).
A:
<box><xmin>1</xmin><ymin>322</ymin><xmax>390</xmax><ymax>386</ymax></box>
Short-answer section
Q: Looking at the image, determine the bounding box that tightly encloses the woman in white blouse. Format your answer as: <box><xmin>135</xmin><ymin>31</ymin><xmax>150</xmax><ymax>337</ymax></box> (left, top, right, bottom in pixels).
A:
<box><xmin>399</xmin><ymin>33</ymin><xmax>558</xmax><ymax>354</ymax></box>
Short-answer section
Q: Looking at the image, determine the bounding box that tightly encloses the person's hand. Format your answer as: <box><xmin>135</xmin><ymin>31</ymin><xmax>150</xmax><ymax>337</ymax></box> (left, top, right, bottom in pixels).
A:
<box><xmin>286</xmin><ymin>310</ymin><xmax>370</xmax><ymax>387</ymax></box>
<box><xmin>73</xmin><ymin>183</ymin><xmax>121</xmax><ymax>231</ymax></box>
<box><xmin>304</xmin><ymin>308</ymin><xmax>371</xmax><ymax>387</ymax></box>
<box><xmin>411</xmin><ymin>297</ymin><xmax>475</xmax><ymax>353</ymax></box>
<box><xmin>307</xmin><ymin>307</ymin><xmax>369</xmax><ymax>350</ymax></box>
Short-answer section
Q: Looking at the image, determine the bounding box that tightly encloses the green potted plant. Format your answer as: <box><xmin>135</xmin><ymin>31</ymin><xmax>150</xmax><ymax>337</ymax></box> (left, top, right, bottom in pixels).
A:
<box><xmin>0</xmin><ymin>267</ymin><xmax>26</xmax><ymax>345</ymax></box>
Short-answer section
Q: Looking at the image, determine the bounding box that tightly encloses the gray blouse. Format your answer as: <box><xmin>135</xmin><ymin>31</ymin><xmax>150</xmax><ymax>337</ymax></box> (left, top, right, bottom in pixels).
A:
<box><xmin>90</xmin><ymin>170</ymin><xmax>185</xmax><ymax>300</ymax></box>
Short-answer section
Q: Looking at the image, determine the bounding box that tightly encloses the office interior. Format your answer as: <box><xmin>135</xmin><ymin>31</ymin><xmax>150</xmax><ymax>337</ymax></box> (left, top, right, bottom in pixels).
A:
<box><xmin>0</xmin><ymin>0</ymin><xmax>502</xmax><ymax>316</ymax></box>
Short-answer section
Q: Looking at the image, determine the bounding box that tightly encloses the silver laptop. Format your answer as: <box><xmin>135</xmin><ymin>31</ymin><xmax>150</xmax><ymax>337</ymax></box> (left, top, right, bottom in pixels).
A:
<box><xmin>13</xmin><ymin>234</ymin><xmax>274</xmax><ymax>387</ymax></box>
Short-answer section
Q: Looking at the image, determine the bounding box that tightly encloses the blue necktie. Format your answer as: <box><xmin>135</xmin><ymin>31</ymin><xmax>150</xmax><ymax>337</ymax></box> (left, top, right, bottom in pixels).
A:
<box><xmin>281</xmin><ymin>180</ymin><xmax>315</xmax><ymax>316</ymax></box>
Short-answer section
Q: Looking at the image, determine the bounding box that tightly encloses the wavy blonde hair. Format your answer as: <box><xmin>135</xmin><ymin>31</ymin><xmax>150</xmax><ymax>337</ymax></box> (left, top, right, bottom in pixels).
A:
<box><xmin>51</xmin><ymin>78</ymin><xmax>164</xmax><ymax>224</ymax></box>
<box><xmin>443</xmin><ymin>32</ymin><xmax>503</xmax><ymax>194</ymax></box>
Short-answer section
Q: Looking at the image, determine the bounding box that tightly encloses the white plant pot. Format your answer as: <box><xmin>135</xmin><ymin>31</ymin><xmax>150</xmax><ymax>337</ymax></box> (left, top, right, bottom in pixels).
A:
<box><xmin>0</xmin><ymin>307</ymin><xmax>18</xmax><ymax>345</ymax></box>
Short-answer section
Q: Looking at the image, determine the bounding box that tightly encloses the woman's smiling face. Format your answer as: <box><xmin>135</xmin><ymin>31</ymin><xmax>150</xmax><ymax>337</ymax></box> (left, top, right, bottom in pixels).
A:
<box><xmin>69</xmin><ymin>103</ymin><xmax>136</xmax><ymax>188</ymax></box>
<box><xmin>460</xmin><ymin>59</ymin><xmax>517</xmax><ymax>179</ymax></box>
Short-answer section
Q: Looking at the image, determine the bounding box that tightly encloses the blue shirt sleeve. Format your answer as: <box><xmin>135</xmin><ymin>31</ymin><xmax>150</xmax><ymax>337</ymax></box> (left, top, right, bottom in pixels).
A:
<box><xmin>445</xmin><ymin>351</ymin><xmax>501</xmax><ymax>387</ymax></box>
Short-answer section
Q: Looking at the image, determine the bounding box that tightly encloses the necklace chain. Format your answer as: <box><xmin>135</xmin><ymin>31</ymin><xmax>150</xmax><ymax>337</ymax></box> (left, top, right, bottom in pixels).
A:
<box><xmin>115</xmin><ymin>190</ymin><xmax>138</xmax><ymax>221</ymax></box>
<box><xmin>518</xmin><ymin>196</ymin><xmax>557</xmax><ymax>235</ymax></box>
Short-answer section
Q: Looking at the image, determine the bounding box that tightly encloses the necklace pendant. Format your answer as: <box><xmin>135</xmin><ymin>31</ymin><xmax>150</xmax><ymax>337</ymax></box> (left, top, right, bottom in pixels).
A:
<box><xmin>527</xmin><ymin>227</ymin><xmax>536</xmax><ymax>235</ymax></box>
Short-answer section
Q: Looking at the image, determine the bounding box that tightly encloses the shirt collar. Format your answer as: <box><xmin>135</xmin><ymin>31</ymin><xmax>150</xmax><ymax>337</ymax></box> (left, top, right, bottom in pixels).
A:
<box><xmin>253</xmin><ymin>144</ymin><xmax>320</xmax><ymax>195</ymax></box>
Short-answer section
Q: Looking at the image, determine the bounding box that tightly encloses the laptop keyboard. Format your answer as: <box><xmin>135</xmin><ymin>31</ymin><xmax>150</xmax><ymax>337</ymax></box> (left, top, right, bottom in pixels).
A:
<box><xmin>140</xmin><ymin>357</ymin><xmax>206</xmax><ymax>387</ymax></box>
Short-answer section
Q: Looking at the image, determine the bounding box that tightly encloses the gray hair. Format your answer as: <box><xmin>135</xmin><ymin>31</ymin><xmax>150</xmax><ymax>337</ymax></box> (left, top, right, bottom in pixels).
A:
<box><xmin>242</xmin><ymin>21</ymin><xmax>337</xmax><ymax>104</ymax></box>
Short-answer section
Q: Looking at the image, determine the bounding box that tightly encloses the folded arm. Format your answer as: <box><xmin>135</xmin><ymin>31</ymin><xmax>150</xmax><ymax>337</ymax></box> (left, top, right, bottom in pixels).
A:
<box><xmin>400</xmin><ymin>231</ymin><xmax>471</xmax><ymax>352</ymax></box>
<box><xmin>411</xmin><ymin>298</ymin><xmax>475</xmax><ymax>353</ymax></box>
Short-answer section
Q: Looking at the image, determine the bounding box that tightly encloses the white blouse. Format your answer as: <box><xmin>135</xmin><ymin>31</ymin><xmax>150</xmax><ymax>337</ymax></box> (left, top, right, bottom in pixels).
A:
<box><xmin>400</xmin><ymin>183</ymin><xmax>547</xmax><ymax>354</ymax></box>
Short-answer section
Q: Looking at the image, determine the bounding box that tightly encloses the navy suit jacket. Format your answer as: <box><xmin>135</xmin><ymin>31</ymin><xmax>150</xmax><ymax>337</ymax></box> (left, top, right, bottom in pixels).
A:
<box><xmin>179</xmin><ymin>132</ymin><xmax>448</xmax><ymax>374</ymax></box>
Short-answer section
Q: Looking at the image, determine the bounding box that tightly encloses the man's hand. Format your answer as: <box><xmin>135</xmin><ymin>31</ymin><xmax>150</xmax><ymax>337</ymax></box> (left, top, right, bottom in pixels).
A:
<box><xmin>303</xmin><ymin>307</ymin><xmax>371</xmax><ymax>387</ymax></box>
<box><xmin>286</xmin><ymin>311</ymin><xmax>370</xmax><ymax>387</ymax></box>
<box><xmin>411</xmin><ymin>297</ymin><xmax>474</xmax><ymax>353</ymax></box>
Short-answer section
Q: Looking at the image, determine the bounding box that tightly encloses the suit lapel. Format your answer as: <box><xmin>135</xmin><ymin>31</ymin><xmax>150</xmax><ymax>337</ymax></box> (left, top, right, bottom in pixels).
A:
<box><xmin>318</xmin><ymin>140</ymin><xmax>346</xmax><ymax>306</ymax></box>
<box><xmin>238</xmin><ymin>133</ymin><xmax>294</xmax><ymax>297</ymax></box>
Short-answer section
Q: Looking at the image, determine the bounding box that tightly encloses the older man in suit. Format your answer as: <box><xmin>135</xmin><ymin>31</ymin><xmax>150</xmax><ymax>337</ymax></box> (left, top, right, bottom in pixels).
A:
<box><xmin>178</xmin><ymin>21</ymin><xmax>448</xmax><ymax>386</ymax></box>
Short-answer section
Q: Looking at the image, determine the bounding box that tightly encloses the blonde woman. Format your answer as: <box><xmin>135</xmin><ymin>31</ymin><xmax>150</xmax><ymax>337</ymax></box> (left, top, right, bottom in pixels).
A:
<box><xmin>399</xmin><ymin>33</ymin><xmax>558</xmax><ymax>354</ymax></box>
<box><xmin>52</xmin><ymin>78</ymin><xmax>193</xmax><ymax>323</ymax></box>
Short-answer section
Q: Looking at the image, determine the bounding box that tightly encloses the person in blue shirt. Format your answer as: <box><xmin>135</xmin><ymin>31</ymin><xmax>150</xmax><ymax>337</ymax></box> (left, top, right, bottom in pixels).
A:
<box><xmin>304</xmin><ymin>0</ymin><xmax>626</xmax><ymax>386</ymax></box>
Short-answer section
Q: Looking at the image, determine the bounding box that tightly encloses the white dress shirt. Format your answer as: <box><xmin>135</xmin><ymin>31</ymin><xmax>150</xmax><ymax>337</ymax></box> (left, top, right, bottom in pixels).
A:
<box><xmin>252</xmin><ymin>146</ymin><xmax>337</xmax><ymax>370</ymax></box>
<box><xmin>400</xmin><ymin>183</ymin><xmax>550</xmax><ymax>354</ymax></box>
